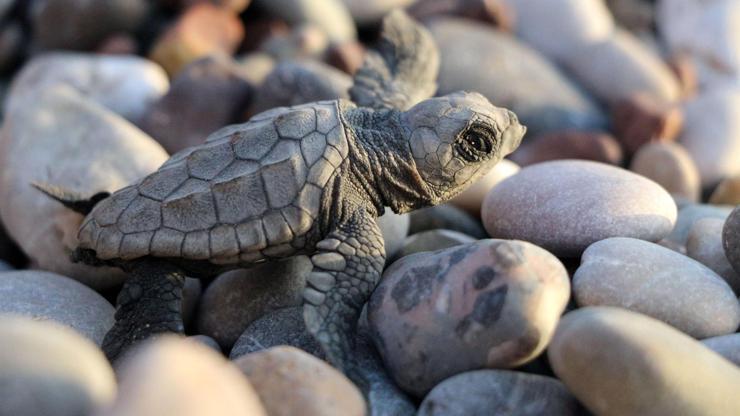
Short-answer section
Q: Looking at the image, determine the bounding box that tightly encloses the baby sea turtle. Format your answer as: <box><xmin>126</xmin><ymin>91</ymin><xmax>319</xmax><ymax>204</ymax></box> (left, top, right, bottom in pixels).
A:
<box><xmin>38</xmin><ymin>11</ymin><xmax>526</xmax><ymax>379</ymax></box>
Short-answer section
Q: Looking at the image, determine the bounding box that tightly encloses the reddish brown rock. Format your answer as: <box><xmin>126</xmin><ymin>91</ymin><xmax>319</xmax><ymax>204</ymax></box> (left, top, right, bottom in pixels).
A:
<box><xmin>240</xmin><ymin>18</ymin><xmax>290</xmax><ymax>53</ymax></box>
<box><xmin>612</xmin><ymin>93</ymin><xmax>684</xmax><ymax>155</ymax></box>
<box><xmin>149</xmin><ymin>3</ymin><xmax>244</xmax><ymax>76</ymax></box>
<box><xmin>509</xmin><ymin>131</ymin><xmax>623</xmax><ymax>166</ymax></box>
<box><xmin>326</xmin><ymin>41</ymin><xmax>366</xmax><ymax>75</ymax></box>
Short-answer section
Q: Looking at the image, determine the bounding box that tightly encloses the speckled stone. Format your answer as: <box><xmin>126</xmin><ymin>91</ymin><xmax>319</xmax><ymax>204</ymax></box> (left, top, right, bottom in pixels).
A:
<box><xmin>702</xmin><ymin>333</ymin><xmax>740</xmax><ymax>366</ymax></box>
<box><xmin>0</xmin><ymin>316</ymin><xmax>116</xmax><ymax>416</ymax></box>
<box><xmin>418</xmin><ymin>370</ymin><xmax>580</xmax><ymax>416</ymax></box>
<box><xmin>377</xmin><ymin>208</ymin><xmax>411</xmax><ymax>260</ymax></box>
<box><xmin>394</xmin><ymin>229</ymin><xmax>476</xmax><ymax>260</ymax></box>
<box><xmin>234</xmin><ymin>346</ymin><xmax>365</xmax><ymax>416</ymax></box>
<box><xmin>451</xmin><ymin>159</ymin><xmax>519</xmax><ymax>217</ymax></box>
<box><xmin>196</xmin><ymin>256</ymin><xmax>310</xmax><ymax>350</ymax></box>
<box><xmin>104</xmin><ymin>336</ymin><xmax>266</xmax><ymax>416</ymax></box>
<box><xmin>482</xmin><ymin>160</ymin><xmax>678</xmax><ymax>257</ymax></box>
<box><xmin>630</xmin><ymin>142</ymin><xmax>700</xmax><ymax>202</ymax></box>
<box><xmin>429</xmin><ymin>17</ymin><xmax>606</xmax><ymax>138</ymax></box>
<box><xmin>687</xmin><ymin>218</ymin><xmax>740</xmax><ymax>294</ymax></box>
<box><xmin>409</xmin><ymin>205</ymin><xmax>487</xmax><ymax>239</ymax></box>
<box><xmin>0</xmin><ymin>270</ymin><xmax>115</xmax><ymax>345</ymax></box>
<box><xmin>574</xmin><ymin>237</ymin><xmax>740</xmax><ymax>338</ymax></box>
<box><xmin>548</xmin><ymin>307</ymin><xmax>740</xmax><ymax>416</ymax></box>
<box><xmin>710</xmin><ymin>175</ymin><xmax>740</xmax><ymax>205</ymax></box>
<box><xmin>724</xmin><ymin>206</ymin><xmax>740</xmax><ymax>275</ymax></box>
<box><xmin>509</xmin><ymin>131</ymin><xmax>623</xmax><ymax>167</ymax></box>
<box><xmin>368</xmin><ymin>239</ymin><xmax>570</xmax><ymax>396</ymax></box>
<box><xmin>665</xmin><ymin>204</ymin><xmax>733</xmax><ymax>246</ymax></box>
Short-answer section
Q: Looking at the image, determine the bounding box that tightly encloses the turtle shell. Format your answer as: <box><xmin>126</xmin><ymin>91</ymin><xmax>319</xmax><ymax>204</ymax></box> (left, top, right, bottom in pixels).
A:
<box><xmin>77</xmin><ymin>100</ymin><xmax>350</xmax><ymax>264</ymax></box>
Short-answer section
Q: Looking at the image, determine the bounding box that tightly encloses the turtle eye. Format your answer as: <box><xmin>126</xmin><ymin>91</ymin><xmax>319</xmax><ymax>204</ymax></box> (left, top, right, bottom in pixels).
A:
<box><xmin>465</xmin><ymin>132</ymin><xmax>491</xmax><ymax>153</ymax></box>
<box><xmin>456</xmin><ymin>125</ymin><xmax>495</xmax><ymax>162</ymax></box>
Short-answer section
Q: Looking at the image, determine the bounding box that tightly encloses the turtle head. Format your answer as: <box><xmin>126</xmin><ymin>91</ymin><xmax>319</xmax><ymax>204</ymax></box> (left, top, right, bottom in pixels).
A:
<box><xmin>401</xmin><ymin>91</ymin><xmax>526</xmax><ymax>206</ymax></box>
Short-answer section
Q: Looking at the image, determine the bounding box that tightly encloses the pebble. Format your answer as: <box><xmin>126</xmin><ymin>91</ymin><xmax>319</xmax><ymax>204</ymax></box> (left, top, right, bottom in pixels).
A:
<box><xmin>377</xmin><ymin>208</ymin><xmax>411</xmax><ymax>260</ymax></box>
<box><xmin>368</xmin><ymin>239</ymin><xmax>570</xmax><ymax>396</ymax></box>
<box><xmin>606</xmin><ymin>0</ymin><xmax>654</xmax><ymax>35</ymax></box>
<box><xmin>665</xmin><ymin>203</ymin><xmax>732</xmax><ymax>246</ymax></box>
<box><xmin>325</xmin><ymin>40</ymin><xmax>365</xmax><ymax>75</ymax></box>
<box><xmin>149</xmin><ymin>3</ymin><xmax>244</xmax><ymax>76</ymax></box>
<box><xmin>395</xmin><ymin>229</ymin><xmax>476</xmax><ymax>260</ymax></box>
<box><xmin>723</xmin><ymin>206</ymin><xmax>740</xmax><ymax>275</ymax></box>
<box><xmin>573</xmin><ymin>237</ymin><xmax>740</xmax><ymax>338</ymax></box>
<box><xmin>564</xmin><ymin>29</ymin><xmax>680</xmax><ymax>105</ymax></box>
<box><xmin>342</xmin><ymin>0</ymin><xmax>415</xmax><ymax>25</ymax></box>
<box><xmin>710</xmin><ymin>175</ymin><xmax>740</xmax><ymax>205</ymax></box>
<box><xmin>680</xmin><ymin>88</ymin><xmax>740</xmax><ymax>187</ymax></box>
<box><xmin>548</xmin><ymin>307</ymin><xmax>740</xmax><ymax>416</ymax></box>
<box><xmin>0</xmin><ymin>270</ymin><xmax>115</xmax><ymax>344</ymax></box>
<box><xmin>509</xmin><ymin>131</ymin><xmax>623</xmax><ymax>167</ymax></box>
<box><xmin>629</xmin><ymin>142</ymin><xmax>701</xmax><ymax>202</ymax></box>
<box><xmin>234</xmin><ymin>346</ymin><xmax>365</xmax><ymax>416</ymax></box>
<box><xmin>6</xmin><ymin>52</ymin><xmax>168</xmax><ymax>122</ymax></box>
<box><xmin>238</xmin><ymin>52</ymin><xmax>276</xmax><ymax>86</ymax></box>
<box><xmin>229</xmin><ymin>306</ymin><xmax>325</xmax><ymax>360</ymax></box>
<box><xmin>187</xmin><ymin>334</ymin><xmax>222</xmax><ymax>353</ymax></box>
<box><xmin>702</xmin><ymin>333</ymin><xmax>740</xmax><ymax>366</ymax></box>
<box><xmin>482</xmin><ymin>160</ymin><xmax>677</xmax><ymax>257</ymax></box>
<box><xmin>196</xmin><ymin>256</ymin><xmax>311</xmax><ymax>350</ymax></box>
<box><xmin>0</xmin><ymin>87</ymin><xmax>168</xmax><ymax>290</ymax></box>
<box><xmin>255</xmin><ymin>0</ymin><xmax>356</xmax><ymax>43</ymax></box>
<box><xmin>409</xmin><ymin>205</ymin><xmax>487</xmax><ymax>239</ymax></box>
<box><xmin>31</xmin><ymin>0</ymin><xmax>150</xmax><ymax>51</ymax></box>
<box><xmin>259</xmin><ymin>24</ymin><xmax>330</xmax><ymax>61</ymax></box>
<box><xmin>408</xmin><ymin>0</ymin><xmax>516</xmax><ymax>30</ymax></box>
<box><xmin>250</xmin><ymin>60</ymin><xmax>351</xmax><ymax>115</ymax></box>
<box><xmin>429</xmin><ymin>17</ymin><xmax>606</xmax><ymax>138</ymax></box>
<box><xmin>102</xmin><ymin>336</ymin><xmax>266</xmax><ymax>416</ymax></box>
<box><xmin>451</xmin><ymin>159</ymin><xmax>520</xmax><ymax>217</ymax></box>
<box><xmin>418</xmin><ymin>370</ymin><xmax>581</xmax><ymax>416</ymax></box>
<box><xmin>0</xmin><ymin>316</ymin><xmax>116</xmax><ymax>416</ymax></box>
<box><xmin>687</xmin><ymin>218</ymin><xmax>740</xmax><ymax>293</ymax></box>
<box><xmin>612</xmin><ymin>93</ymin><xmax>684</xmax><ymax>155</ymax></box>
<box><xmin>139</xmin><ymin>55</ymin><xmax>255</xmax><ymax>153</ymax></box>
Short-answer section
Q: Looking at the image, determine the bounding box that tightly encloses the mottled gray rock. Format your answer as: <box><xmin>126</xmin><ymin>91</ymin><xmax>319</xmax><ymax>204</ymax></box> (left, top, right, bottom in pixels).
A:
<box><xmin>450</xmin><ymin>159</ymin><xmax>519</xmax><ymax>217</ymax></box>
<box><xmin>0</xmin><ymin>270</ymin><xmax>115</xmax><ymax>345</ymax></box>
<box><xmin>574</xmin><ymin>237</ymin><xmax>740</xmax><ymax>338</ymax></box>
<box><xmin>630</xmin><ymin>142</ymin><xmax>701</xmax><ymax>202</ymax></box>
<box><xmin>724</xmin><ymin>206</ymin><xmax>740</xmax><ymax>275</ymax></box>
<box><xmin>377</xmin><ymin>207</ymin><xmax>410</xmax><ymax>260</ymax></box>
<box><xmin>687</xmin><ymin>218</ymin><xmax>740</xmax><ymax>293</ymax></box>
<box><xmin>666</xmin><ymin>203</ymin><xmax>733</xmax><ymax>246</ymax></box>
<box><xmin>395</xmin><ymin>229</ymin><xmax>476</xmax><ymax>260</ymax></box>
<box><xmin>229</xmin><ymin>306</ymin><xmax>325</xmax><ymax>360</ymax></box>
<box><xmin>429</xmin><ymin>17</ymin><xmax>606</xmax><ymax>138</ymax></box>
<box><xmin>483</xmin><ymin>160</ymin><xmax>678</xmax><ymax>257</ymax></box>
<box><xmin>418</xmin><ymin>370</ymin><xmax>580</xmax><ymax>416</ymax></box>
<box><xmin>702</xmin><ymin>333</ymin><xmax>740</xmax><ymax>367</ymax></box>
<box><xmin>0</xmin><ymin>316</ymin><xmax>116</xmax><ymax>416</ymax></box>
<box><xmin>139</xmin><ymin>55</ymin><xmax>255</xmax><ymax>153</ymax></box>
<box><xmin>369</xmin><ymin>239</ymin><xmax>570</xmax><ymax>396</ymax></box>
<box><xmin>549</xmin><ymin>307</ymin><xmax>740</xmax><ymax>416</ymax></box>
<box><xmin>254</xmin><ymin>0</ymin><xmax>356</xmax><ymax>43</ymax></box>
<box><xmin>409</xmin><ymin>205</ymin><xmax>487</xmax><ymax>239</ymax></box>
<box><xmin>197</xmin><ymin>256</ymin><xmax>311</xmax><ymax>350</ymax></box>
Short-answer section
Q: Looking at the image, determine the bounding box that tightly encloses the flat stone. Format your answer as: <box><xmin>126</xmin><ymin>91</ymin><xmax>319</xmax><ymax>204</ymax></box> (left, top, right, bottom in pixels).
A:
<box><xmin>103</xmin><ymin>336</ymin><xmax>266</xmax><ymax>416</ymax></box>
<box><xmin>196</xmin><ymin>256</ymin><xmax>310</xmax><ymax>351</ymax></box>
<box><xmin>451</xmin><ymin>159</ymin><xmax>519</xmax><ymax>217</ymax></box>
<box><xmin>724</xmin><ymin>206</ymin><xmax>740</xmax><ymax>275</ymax></box>
<box><xmin>665</xmin><ymin>203</ymin><xmax>733</xmax><ymax>246</ymax></box>
<box><xmin>254</xmin><ymin>0</ymin><xmax>356</xmax><ymax>43</ymax></box>
<box><xmin>710</xmin><ymin>175</ymin><xmax>740</xmax><ymax>205</ymax></box>
<box><xmin>368</xmin><ymin>239</ymin><xmax>570</xmax><ymax>396</ymax></box>
<box><xmin>509</xmin><ymin>131</ymin><xmax>623</xmax><ymax>167</ymax></box>
<box><xmin>395</xmin><ymin>229</ymin><xmax>476</xmax><ymax>260</ymax></box>
<box><xmin>630</xmin><ymin>142</ymin><xmax>701</xmax><ymax>202</ymax></box>
<box><xmin>702</xmin><ymin>333</ymin><xmax>740</xmax><ymax>366</ymax></box>
<box><xmin>687</xmin><ymin>218</ymin><xmax>740</xmax><ymax>294</ymax></box>
<box><xmin>574</xmin><ymin>237</ymin><xmax>740</xmax><ymax>338</ymax></box>
<box><xmin>377</xmin><ymin>208</ymin><xmax>410</xmax><ymax>260</ymax></box>
<box><xmin>0</xmin><ymin>86</ymin><xmax>168</xmax><ymax>290</ymax></box>
<box><xmin>679</xmin><ymin>88</ymin><xmax>740</xmax><ymax>187</ymax></box>
<box><xmin>418</xmin><ymin>370</ymin><xmax>581</xmax><ymax>416</ymax></box>
<box><xmin>548</xmin><ymin>307</ymin><xmax>740</xmax><ymax>416</ymax></box>
<box><xmin>233</xmin><ymin>346</ymin><xmax>365</xmax><ymax>416</ymax></box>
<box><xmin>429</xmin><ymin>17</ymin><xmax>607</xmax><ymax>138</ymax></box>
<box><xmin>482</xmin><ymin>160</ymin><xmax>677</xmax><ymax>257</ymax></box>
<box><xmin>0</xmin><ymin>270</ymin><xmax>115</xmax><ymax>345</ymax></box>
<box><xmin>0</xmin><ymin>316</ymin><xmax>116</xmax><ymax>416</ymax></box>
<box><xmin>612</xmin><ymin>93</ymin><xmax>684</xmax><ymax>155</ymax></box>
<box><xmin>409</xmin><ymin>204</ymin><xmax>487</xmax><ymax>239</ymax></box>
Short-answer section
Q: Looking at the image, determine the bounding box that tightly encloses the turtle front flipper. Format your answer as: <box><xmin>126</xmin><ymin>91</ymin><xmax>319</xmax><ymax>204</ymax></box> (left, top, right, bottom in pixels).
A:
<box><xmin>102</xmin><ymin>259</ymin><xmax>186</xmax><ymax>363</ymax></box>
<box><xmin>303</xmin><ymin>209</ymin><xmax>385</xmax><ymax>384</ymax></box>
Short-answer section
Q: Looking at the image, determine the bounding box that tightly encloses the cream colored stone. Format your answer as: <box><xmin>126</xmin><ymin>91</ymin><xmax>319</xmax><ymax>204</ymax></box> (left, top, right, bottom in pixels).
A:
<box><xmin>451</xmin><ymin>159</ymin><xmax>519</xmax><ymax>216</ymax></box>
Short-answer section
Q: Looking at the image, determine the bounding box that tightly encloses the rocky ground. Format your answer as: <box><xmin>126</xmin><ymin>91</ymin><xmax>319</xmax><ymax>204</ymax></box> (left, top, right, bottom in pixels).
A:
<box><xmin>1</xmin><ymin>0</ymin><xmax>740</xmax><ymax>415</ymax></box>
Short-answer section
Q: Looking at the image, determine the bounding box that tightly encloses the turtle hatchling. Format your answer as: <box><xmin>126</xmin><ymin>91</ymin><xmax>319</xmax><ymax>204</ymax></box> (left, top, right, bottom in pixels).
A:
<box><xmin>37</xmin><ymin>11</ymin><xmax>526</xmax><ymax>383</ymax></box>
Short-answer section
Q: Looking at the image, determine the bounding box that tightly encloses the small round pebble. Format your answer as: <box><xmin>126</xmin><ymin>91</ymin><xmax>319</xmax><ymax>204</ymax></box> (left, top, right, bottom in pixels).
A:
<box><xmin>630</xmin><ymin>142</ymin><xmax>700</xmax><ymax>202</ymax></box>
<box><xmin>702</xmin><ymin>333</ymin><xmax>740</xmax><ymax>367</ymax></box>
<box><xmin>0</xmin><ymin>316</ymin><xmax>116</xmax><ymax>416</ymax></box>
<box><xmin>482</xmin><ymin>160</ymin><xmax>677</xmax><ymax>257</ymax></box>
<box><xmin>102</xmin><ymin>336</ymin><xmax>266</xmax><ymax>416</ymax></box>
<box><xmin>723</xmin><ymin>206</ymin><xmax>740</xmax><ymax>274</ymax></box>
<box><xmin>369</xmin><ymin>239</ymin><xmax>570</xmax><ymax>396</ymax></box>
<box><xmin>666</xmin><ymin>203</ymin><xmax>733</xmax><ymax>246</ymax></box>
<box><xmin>0</xmin><ymin>270</ymin><xmax>115</xmax><ymax>344</ymax></box>
<box><xmin>418</xmin><ymin>370</ymin><xmax>580</xmax><ymax>416</ymax></box>
<box><xmin>234</xmin><ymin>346</ymin><xmax>365</xmax><ymax>416</ymax></box>
<box><xmin>574</xmin><ymin>237</ymin><xmax>740</xmax><ymax>338</ymax></box>
<box><xmin>687</xmin><ymin>218</ymin><xmax>740</xmax><ymax>293</ymax></box>
<box><xmin>710</xmin><ymin>175</ymin><xmax>740</xmax><ymax>205</ymax></box>
<box><xmin>548</xmin><ymin>307</ymin><xmax>740</xmax><ymax>416</ymax></box>
<box><xmin>395</xmin><ymin>229</ymin><xmax>476</xmax><ymax>260</ymax></box>
<box><xmin>450</xmin><ymin>159</ymin><xmax>520</xmax><ymax>216</ymax></box>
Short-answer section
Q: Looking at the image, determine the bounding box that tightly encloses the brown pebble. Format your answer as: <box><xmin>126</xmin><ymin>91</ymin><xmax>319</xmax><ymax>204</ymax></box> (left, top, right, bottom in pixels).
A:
<box><xmin>612</xmin><ymin>93</ymin><xmax>684</xmax><ymax>155</ymax></box>
<box><xmin>667</xmin><ymin>52</ymin><xmax>698</xmax><ymax>99</ymax></box>
<box><xmin>509</xmin><ymin>130</ymin><xmax>623</xmax><ymax>166</ymax></box>
<box><xmin>326</xmin><ymin>41</ymin><xmax>365</xmax><ymax>75</ymax></box>
<box><xmin>710</xmin><ymin>176</ymin><xmax>740</xmax><ymax>205</ymax></box>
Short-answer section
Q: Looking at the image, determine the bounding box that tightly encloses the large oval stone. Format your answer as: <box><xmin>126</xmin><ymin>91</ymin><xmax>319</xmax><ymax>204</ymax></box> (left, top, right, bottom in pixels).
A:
<box><xmin>482</xmin><ymin>160</ymin><xmax>677</xmax><ymax>257</ymax></box>
<box><xmin>574</xmin><ymin>237</ymin><xmax>740</xmax><ymax>338</ymax></box>
<box><xmin>548</xmin><ymin>307</ymin><xmax>740</xmax><ymax>416</ymax></box>
<box><xmin>368</xmin><ymin>239</ymin><xmax>570</xmax><ymax>396</ymax></box>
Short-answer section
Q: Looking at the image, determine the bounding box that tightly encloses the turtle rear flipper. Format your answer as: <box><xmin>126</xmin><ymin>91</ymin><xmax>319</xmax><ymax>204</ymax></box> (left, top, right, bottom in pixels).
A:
<box><xmin>32</xmin><ymin>182</ymin><xmax>110</xmax><ymax>216</ymax></box>
<box><xmin>349</xmin><ymin>10</ymin><xmax>440</xmax><ymax>111</ymax></box>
